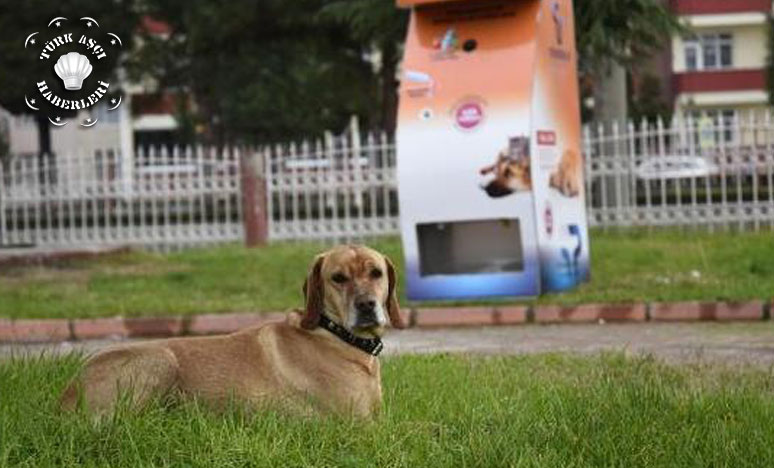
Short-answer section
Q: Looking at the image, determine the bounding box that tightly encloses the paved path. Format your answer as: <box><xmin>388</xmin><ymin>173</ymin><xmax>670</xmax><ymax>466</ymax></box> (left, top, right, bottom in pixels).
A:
<box><xmin>3</xmin><ymin>322</ymin><xmax>774</xmax><ymax>366</ymax></box>
<box><xmin>385</xmin><ymin>322</ymin><xmax>774</xmax><ymax>366</ymax></box>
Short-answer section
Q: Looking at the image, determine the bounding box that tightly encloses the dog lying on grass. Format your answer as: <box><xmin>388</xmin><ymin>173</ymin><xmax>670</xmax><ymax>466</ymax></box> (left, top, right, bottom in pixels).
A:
<box><xmin>61</xmin><ymin>245</ymin><xmax>405</xmax><ymax>418</ymax></box>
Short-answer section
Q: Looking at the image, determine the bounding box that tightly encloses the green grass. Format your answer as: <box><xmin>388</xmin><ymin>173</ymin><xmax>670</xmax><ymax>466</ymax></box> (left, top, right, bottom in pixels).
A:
<box><xmin>1</xmin><ymin>230</ymin><xmax>774</xmax><ymax>319</ymax></box>
<box><xmin>2</xmin><ymin>352</ymin><xmax>774</xmax><ymax>467</ymax></box>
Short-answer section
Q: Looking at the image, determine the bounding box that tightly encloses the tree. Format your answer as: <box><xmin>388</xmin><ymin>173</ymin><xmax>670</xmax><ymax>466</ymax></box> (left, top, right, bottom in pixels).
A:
<box><xmin>130</xmin><ymin>0</ymin><xmax>380</xmax><ymax>145</ymax></box>
<box><xmin>629</xmin><ymin>73</ymin><xmax>672</xmax><ymax>123</ymax></box>
<box><xmin>574</xmin><ymin>0</ymin><xmax>681</xmax><ymax>75</ymax></box>
<box><xmin>0</xmin><ymin>1</ymin><xmax>137</xmax><ymax>158</ymax></box>
<box><xmin>319</xmin><ymin>0</ymin><xmax>409</xmax><ymax>133</ymax></box>
<box><xmin>574</xmin><ymin>0</ymin><xmax>684</xmax><ymax>123</ymax></box>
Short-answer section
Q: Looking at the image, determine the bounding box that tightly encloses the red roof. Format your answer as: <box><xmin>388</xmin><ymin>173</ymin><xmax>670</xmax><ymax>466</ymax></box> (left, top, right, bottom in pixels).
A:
<box><xmin>140</xmin><ymin>16</ymin><xmax>172</xmax><ymax>35</ymax></box>
<box><xmin>132</xmin><ymin>93</ymin><xmax>177</xmax><ymax>115</ymax></box>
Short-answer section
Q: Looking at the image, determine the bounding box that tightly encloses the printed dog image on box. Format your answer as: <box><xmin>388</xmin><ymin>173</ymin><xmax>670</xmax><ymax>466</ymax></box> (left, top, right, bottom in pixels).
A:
<box><xmin>549</xmin><ymin>149</ymin><xmax>581</xmax><ymax>197</ymax></box>
<box><xmin>480</xmin><ymin>137</ymin><xmax>531</xmax><ymax>198</ymax></box>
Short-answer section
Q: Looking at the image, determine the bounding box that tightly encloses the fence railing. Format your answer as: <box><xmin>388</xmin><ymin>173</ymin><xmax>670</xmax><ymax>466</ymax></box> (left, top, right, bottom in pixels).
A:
<box><xmin>2</xmin><ymin>110</ymin><xmax>773</xmax><ymax>252</ymax></box>
<box><xmin>263</xmin><ymin>129</ymin><xmax>399</xmax><ymax>241</ymax></box>
<box><xmin>0</xmin><ymin>146</ymin><xmax>243</xmax><ymax>251</ymax></box>
<box><xmin>584</xmin><ymin>112</ymin><xmax>774</xmax><ymax>231</ymax></box>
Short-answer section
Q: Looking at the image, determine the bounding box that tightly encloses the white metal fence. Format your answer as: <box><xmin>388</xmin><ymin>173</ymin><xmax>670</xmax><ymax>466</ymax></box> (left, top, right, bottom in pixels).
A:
<box><xmin>0</xmin><ymin>146</ymin><xmax>243</xmax><ymax>250</ymax></box>
<box><xmin>2</xmin><ymin>111</ymin><xmax>773</xmax><ymax>252</ymax></box>
<box><xmin>263</xmin><ymin>129</ymin><xmax>399</xmax><ymax>241</ymax></box>
<box><xmin>585</xmin><ymin>111</ymin><xmax>774</xmax><ymax>231</ymax></box>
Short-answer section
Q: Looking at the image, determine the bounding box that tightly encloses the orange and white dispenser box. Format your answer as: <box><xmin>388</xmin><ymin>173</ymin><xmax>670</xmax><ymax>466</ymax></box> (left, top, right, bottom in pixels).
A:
<box><xmin>396</xmin><ymin>0</ymin><xmax>590</xmax><ymax>299</ymax></box>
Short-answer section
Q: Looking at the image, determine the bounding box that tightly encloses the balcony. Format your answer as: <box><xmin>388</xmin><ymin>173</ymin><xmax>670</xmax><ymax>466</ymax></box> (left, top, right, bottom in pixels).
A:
<box><xmin>672</xmin><ymin>69</ymin><xmax>765</xmax><ymax>94</ymax></box>
<box><xmin>671</xmin><ymin>0</ymin><xmax>772</xmax><ymax>15</ymax></box>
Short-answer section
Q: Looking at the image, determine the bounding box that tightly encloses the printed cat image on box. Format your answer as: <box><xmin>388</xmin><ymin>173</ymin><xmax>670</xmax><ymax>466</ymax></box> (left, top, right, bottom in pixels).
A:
<box><xmin>479</xmin><ymin>136</ymin><xmax>531</xmax><ymax>198</ymax></box>
<box><xmin>549</xmin><ymin>149</ymin><xmax>581</xmax><ymax>197</ymax></box>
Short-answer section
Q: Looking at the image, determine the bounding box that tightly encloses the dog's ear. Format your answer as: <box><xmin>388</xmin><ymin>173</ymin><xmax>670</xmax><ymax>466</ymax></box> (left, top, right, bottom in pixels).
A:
<box><xmin>384</xmin><ymin>256</ymin><xmax>406</xmax><ymax>329</ymax></box>
<box><xmin>301</xmin><ymin>255</ymin><xmax>325</xmax><ymax>329</ymax></box>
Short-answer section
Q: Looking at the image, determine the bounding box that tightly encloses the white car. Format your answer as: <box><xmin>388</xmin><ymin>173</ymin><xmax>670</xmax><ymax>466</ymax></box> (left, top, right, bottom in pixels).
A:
<box><xmin>636</xmin><ymin>156</ymin><xmax>720</xmax><ymax>180</ymax></box>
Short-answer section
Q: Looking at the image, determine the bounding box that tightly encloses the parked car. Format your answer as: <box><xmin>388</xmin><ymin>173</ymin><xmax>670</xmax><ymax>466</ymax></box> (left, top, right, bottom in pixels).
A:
<box><xmin>635</xmin><ymin>156</ymin><xmax>720</xmax><ymax>180</ymax></box>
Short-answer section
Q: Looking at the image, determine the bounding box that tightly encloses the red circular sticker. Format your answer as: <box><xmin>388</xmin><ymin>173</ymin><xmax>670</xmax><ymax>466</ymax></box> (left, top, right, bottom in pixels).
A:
<box><xmin>455</xmin><ymin>102</ymin><xmax>484</xmax><ymax>130</ymax></box>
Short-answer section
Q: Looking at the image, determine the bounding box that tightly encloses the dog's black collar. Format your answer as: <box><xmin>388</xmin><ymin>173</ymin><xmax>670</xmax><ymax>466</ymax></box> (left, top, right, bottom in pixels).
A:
<box><xmin>317</xmin><ymin>314</ymin><xmax>384</xmax><ymax>357</ymax></box>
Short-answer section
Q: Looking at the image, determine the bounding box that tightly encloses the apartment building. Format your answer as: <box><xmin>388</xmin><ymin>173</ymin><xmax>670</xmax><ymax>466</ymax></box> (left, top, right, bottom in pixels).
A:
<box><xmin>669</xmin><ymin>0</ymin><xmax>772</xmax><ymax>136</ymax></box>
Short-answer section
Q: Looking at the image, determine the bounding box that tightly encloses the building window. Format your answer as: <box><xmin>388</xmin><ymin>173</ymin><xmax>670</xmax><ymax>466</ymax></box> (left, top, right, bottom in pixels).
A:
<box><xmin>719</xmin><ymin>109</ymin><xmax>736</xmax><ymax>143</ymax></box>
<box><xmin>685</xmin><ymin>43</ymin><xmax>698</xmax><ymax>70</ymax></box>
<box><xmin>688</xmin><ymin>109</ymin><xmax>737</xmax><ymax>145</ymax></box>
<box><xmin>683</xmin><ymin>33</ymin><xmax>733</xmax><ymax>71</ymax></box>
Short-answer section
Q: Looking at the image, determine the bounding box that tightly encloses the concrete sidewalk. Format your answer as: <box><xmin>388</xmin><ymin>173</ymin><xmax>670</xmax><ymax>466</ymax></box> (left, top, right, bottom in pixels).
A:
<box><xmin>4</xmin><ymin>322</ymin><xmax>774</xmax><ymax>367</ymax></box>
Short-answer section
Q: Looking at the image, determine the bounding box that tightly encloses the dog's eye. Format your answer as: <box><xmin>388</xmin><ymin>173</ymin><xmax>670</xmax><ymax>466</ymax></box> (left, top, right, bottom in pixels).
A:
<box><xmin>331</xmin><ymin>273</ymin><xmax>349</xmax><ymax>284</ymax></box>
<box><xmin>370</xmin><ymin>268</ymin><xmax>383</xmax><ymax>279</ymax></box>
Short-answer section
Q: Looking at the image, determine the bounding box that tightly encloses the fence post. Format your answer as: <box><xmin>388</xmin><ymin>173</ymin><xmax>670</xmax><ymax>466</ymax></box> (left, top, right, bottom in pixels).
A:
<box><xmin>241</xmin><ymin>148</ymin><xmax>268</xmax><ymax>247</ymax></box>
<box><xmin>0</xmin><ymin>159</ymin><xmax>5</xmax><ymax>246</ymax></box>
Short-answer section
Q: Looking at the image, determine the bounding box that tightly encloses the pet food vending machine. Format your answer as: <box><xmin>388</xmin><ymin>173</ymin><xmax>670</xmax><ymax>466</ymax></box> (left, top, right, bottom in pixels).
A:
<box><xmin>396</xmin><ymin>0</ymin><xmax>590</xmax><ymax>300</ymax></box>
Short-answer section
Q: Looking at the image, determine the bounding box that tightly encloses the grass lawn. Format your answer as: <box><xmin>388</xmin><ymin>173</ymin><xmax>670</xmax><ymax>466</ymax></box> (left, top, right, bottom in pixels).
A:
<box><xmin>1</xmin><ymin>230</ymin><xmax>774</xmax><ymax>319</ymax></box>
<box><xmin>1</xmin><ymin>352</ymin><xmax>774</xmax><ymax>467</ymax></box>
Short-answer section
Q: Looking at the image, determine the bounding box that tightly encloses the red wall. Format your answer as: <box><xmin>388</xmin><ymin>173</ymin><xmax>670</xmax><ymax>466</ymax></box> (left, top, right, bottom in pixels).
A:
<box><xmin>671</xmin><ymin>0</ymin><xmax>772</xmax><ymax>15</ymax></box>
<box><xmin>673</xmin><ymin>69</ymin><xmax>766</xmax><ymax>93</ymax></box>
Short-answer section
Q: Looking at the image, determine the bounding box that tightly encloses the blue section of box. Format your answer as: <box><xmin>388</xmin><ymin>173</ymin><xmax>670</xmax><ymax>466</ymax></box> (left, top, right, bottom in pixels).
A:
<box><xmin>404</xmin><ymin>258</ymin><xmax>541</xmax><ymax>300</ymax></box>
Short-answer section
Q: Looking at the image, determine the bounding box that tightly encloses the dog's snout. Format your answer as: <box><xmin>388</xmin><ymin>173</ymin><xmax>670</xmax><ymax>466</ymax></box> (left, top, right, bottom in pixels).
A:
<box><xmin>483</xmin><ymin>181</ymin><xmax>513</xmax><ymax>198</ymax></box>
<box><xmin>353</xmin><ymin>296</ymin><xmax>383</xmax><ymax>328</ymax></box>
<box><xmin>356</xmin><ymin>298</ymin><xmax>377</xmax><ymax>314</ymax></box>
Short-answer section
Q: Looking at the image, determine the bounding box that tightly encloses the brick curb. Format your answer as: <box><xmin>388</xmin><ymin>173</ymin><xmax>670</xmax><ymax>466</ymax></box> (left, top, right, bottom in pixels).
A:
<box><xmin>0</xmin><ymin>300</ymin><xmax>771</xmax><ymax>343</ymax></box>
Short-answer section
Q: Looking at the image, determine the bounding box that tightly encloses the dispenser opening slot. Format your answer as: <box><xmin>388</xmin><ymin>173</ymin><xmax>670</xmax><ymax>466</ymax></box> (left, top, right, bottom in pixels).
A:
<box><xmin>416</xmin><ymin>219</ymin><xmax>524</xmax><ymax>276</ymax></box>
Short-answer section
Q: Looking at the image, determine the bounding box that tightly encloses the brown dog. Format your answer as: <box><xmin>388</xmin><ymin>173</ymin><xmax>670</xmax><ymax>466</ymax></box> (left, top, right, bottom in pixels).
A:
<box><xmin>480</xmin><ymin>152</ymin><xmax>532</xmax><ymax>198</ymax></box>
<box><xmin>60</xmin><ymin>245</ymin><xmax>405</xmax><ymax>418</ymax></box>
<box><xmin>549</xmin><ymin>149</ymin><xmax>582</xmax><ymax>197</ymax></box>
<box><xmin>480</xmin><ymin>137</ymin><xmax>532</xmax><ymax>198</ymax></box>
